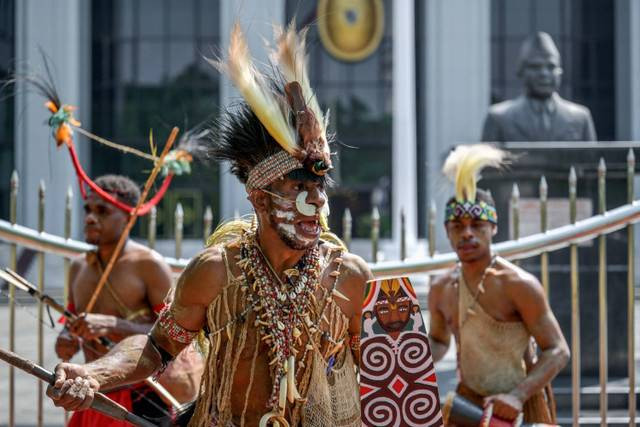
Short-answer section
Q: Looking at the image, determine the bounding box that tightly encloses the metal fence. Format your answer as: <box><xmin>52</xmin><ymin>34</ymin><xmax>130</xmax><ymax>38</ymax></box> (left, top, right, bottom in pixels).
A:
<box><xmin>0</xmin><ymin>150</ymin><xmax>637</xmax><ymax>426</ymax></box>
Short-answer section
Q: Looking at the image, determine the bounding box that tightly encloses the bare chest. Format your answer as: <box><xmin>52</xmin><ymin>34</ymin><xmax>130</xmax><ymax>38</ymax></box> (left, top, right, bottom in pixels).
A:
<box><xmin>440</xmin><ymin>278</ymin><xmax>520</xmax><ymax>332</ymax></box>
<box><xmin>71</xmin><ymin>263</ymin><xmax>148</xmax><ymax>316</ymax></box>
<box><xmin>459</xmin><ymin>277</ymin><xmax>521</xmax><ymax>323</ymax></box>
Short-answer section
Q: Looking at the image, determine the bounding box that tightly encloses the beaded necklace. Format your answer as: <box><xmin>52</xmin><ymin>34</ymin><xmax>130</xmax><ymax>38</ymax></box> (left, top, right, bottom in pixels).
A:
<box><xmin>237</xmin><ymin>233</ymin><xmax>322</xmax><ymax>420</ymax></box>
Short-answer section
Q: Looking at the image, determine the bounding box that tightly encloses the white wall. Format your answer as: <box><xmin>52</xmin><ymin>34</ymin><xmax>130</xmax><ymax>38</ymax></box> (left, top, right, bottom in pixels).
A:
<box><xmin>392</xmin><ymin>0</ymin><xmax>418</xmax><ymax>252</ymax></box>
<box><xmin>420</xmin><ymin>0</ymin><xmax>491</xmax><ymax>251</ymax></box>
<box><xmin>14</xmin><ymin>0</ymin><xmax>91</xmax><ymax>238</ymax></box>
<box><xmin>616</xmin><ymin>0</ymin><xmax>640</xmax><ymax>141</ymax></box>
<box><xmin>218</xmin><ymin>0</ymin><xmax>286</xmax><ymax>221</ymax></box>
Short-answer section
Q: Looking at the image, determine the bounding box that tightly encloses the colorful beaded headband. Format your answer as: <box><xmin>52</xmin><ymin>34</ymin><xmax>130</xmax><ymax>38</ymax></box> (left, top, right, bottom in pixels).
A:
<box><xmin>245</xmin><ymin>150</ymin><xmax>303</xmax><ymax>190</ymax></box>
<box><xmin>444</xmin><ymin>199</ymin><xmax>498</xmax><ymax>224</ymax></box>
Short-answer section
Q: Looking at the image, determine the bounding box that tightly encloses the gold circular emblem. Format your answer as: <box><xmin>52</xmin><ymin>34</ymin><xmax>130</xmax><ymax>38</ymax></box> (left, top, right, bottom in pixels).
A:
<box><xmin>317</xmin><ymin>0</ymin><xmax>385</xmax><ymax>62</ymax></box>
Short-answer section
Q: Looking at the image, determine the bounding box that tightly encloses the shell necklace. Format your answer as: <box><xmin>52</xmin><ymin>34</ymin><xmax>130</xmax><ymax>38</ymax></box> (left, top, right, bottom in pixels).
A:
<box><xmin>237</xmin><ymin>234</ymin><xmax>321</xmax><ymax>424</ymax></box>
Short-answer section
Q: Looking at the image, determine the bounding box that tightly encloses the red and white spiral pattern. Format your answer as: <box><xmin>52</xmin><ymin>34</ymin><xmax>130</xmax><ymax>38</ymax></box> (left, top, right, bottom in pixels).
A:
<box><xmin>398</xmin><ymin>334</ymin><xmax>431</xmax><ymax>374</ymax></box>
<box><xmin>363</xmin><ymin>396</ymin><xmax>401</xmax><ymax>427</ymax></box>
<box><xmin>361</xmin><ymin>339</ymin><xmax>396</xmax><ymax>381</ymax></box>
<box><xmin>402</xmin><ymin>388</ymin><xmax>442</xmax><ymax>426</ymax></box>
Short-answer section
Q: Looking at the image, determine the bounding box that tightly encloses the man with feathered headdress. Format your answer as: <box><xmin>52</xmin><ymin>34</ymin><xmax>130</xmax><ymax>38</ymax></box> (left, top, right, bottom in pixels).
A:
<box><xmin>428</xmin><ymin>144</ymin><xmax>569</xmax><ymax>425</ymax></box>
<box><xmin>46</xmin><ymin>21</ymin><xmax>370</xmax><ymax>427</ymax></box>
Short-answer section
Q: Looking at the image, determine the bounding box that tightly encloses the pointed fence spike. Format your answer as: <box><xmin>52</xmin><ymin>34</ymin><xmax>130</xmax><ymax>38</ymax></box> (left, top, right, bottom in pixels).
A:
<box><xmin>148</xmin><ymin>205</ymin><xmax>157</xmax><ymax>250</ymax></box>
<box><xmin>598</xmin><ymin>158</ymin><xmax>607</xmax><ymax>215</ymax></box>
<box><xmin>10</xmin><ymin>169</ymin><xmax>18</xmax><ymax>186</ymax></box>
<box><xmin>371</xmin><ymin>206</ymin><xmax>380</xmax><ymax>222</ymax></box>
<box><xmin>511</xmin><ymin>183</ymin><xmax>520</xmax><ymax>200</ymax></box>
<box><xmin>203</xmin><ymin>205</ymin><xmax>213</xmax><ymax>244</ymax></box>
<box><xmin>539</xmin><ymin>176</ymin><xmax>548</xmax><ymax>201</ymax></box>
<box><xmin>175</xmin><ymin>203</ymin><xmax>184</xmax><ymax>259</ymax></box>
<box><xmin>428</xmin><ymin>199</ymin><xmax>437</xmax><ymax>258</ymax></box>
<box><xmin>342</xmin><ymin>208</ymin><xmax>352</xmax><ymax>249</ymax></box>
<box><xmin>371</xmin><ymin>206</ymin><xmax>380</xmax><ymax>263</ymax></box>
<box><xmin>569</xmin><ymin>167</ymin><xmax>577</xmax><ymax>224</ymax></box>
<box><xmin>598</xmin><ymin>157</ymin><xmax>607</xmax><ymax>176</ymax></box>
<box><xmin>569</xmin><ymin>166</ymin><xmax>577</xmax><ymax>186</ymax></box>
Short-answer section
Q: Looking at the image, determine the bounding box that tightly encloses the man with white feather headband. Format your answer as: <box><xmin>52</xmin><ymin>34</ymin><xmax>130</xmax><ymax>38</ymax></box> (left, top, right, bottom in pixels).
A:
<box><xmin>46</xmin><ymin>22</ymin><xmax>370</xmax><ymax>426</ymax></box>
<box><xmin>428</xmin><ymin>144</ymin><xmax>569</xmax><ymax>425</ymax></box>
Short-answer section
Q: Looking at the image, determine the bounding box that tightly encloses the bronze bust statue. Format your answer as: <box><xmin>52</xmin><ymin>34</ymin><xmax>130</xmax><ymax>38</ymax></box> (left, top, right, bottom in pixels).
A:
<box><xmin>482</xmin><ymin>32</ymin><xmax>597</xmax><ymax>143</ymax></box>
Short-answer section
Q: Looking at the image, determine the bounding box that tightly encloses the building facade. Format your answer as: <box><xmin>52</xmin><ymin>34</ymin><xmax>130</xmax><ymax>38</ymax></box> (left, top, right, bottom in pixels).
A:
<box><xmin>1</xmin><ymin>0</ymin><xmax>639</xmax><ymax>258</ymax></box>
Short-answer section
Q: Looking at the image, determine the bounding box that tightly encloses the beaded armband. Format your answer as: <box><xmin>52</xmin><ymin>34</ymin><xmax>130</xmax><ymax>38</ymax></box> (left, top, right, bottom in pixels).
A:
<box><xmin>157</xmin><ymin>306</ymin><xmax>198</xmax><ymax>344</ymax></box>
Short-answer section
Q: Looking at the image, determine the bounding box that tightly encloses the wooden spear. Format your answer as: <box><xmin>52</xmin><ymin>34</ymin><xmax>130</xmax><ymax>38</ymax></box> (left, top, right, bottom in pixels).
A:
<box><xmin>0</xmin><ymin>347</ymin><xmax>157</xmax><ymax>427</ymax></box>
<box><xmin>85</xmin><ymin>127</ymin><xmax>179</xmax><ymax>313</ymax></box>
<box><xmin>0</xmin><ymin>268</ymin><xmax>183</xmax><ymax>411</ymax></box>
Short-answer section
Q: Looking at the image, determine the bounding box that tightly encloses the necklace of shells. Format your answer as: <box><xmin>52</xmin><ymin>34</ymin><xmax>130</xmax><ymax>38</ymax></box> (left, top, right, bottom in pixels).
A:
<box><xmin>236</xmin><ymin>233</ymin><xmax>348</xmax><ymax>427</ymax></box>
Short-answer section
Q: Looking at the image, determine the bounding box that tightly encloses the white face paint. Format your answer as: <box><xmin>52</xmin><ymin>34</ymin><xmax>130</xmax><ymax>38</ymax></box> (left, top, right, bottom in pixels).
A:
<box><xmin>273</xmin><ymin>209</ymin><xmax>296</xmax><ymax>221</ymax></box>
<box><xmin>261</xmin><ymin>188</ymin><xmax>320</xmax><ymax>250</ymax></box>
<box><xmin>276</xmin><ymin>223</ymin><xmax>316</xmax><ymax>247</ymax></box>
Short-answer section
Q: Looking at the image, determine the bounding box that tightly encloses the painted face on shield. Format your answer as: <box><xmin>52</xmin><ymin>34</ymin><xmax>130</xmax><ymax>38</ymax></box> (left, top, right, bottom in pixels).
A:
<box><xmin>261</xmin><ymin>178</ymin><xmax>329</xmax><ymax>250</ymax></box>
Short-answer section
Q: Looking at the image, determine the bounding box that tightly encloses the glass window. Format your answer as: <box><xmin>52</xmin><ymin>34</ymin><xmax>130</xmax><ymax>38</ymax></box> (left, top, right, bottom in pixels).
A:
<box><xmin>91</xmin><ymin>0</ymin><xmax>220</xmax><ymax>239</ymax></box>
<box><xmin>491</xmin><ymin>0</ymin><xmax>615</xmax><ymax>140</ymax></box>
<box><xmin>0</xmin><ymin>0</ymin><xmax>15</xmax><ymax>218</ymax></box>
<box><xmin>286</xmin><ymin>0</ymin><xmax>393</xmax><ymax>238</ymax></box>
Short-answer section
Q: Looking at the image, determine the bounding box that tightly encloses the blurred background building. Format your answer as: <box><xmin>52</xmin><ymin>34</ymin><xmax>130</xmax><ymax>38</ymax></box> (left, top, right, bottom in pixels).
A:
<box><xmin>0</xmin><ymin>0</ymin><xmax>638</xmax><ymax>259</ymax></box>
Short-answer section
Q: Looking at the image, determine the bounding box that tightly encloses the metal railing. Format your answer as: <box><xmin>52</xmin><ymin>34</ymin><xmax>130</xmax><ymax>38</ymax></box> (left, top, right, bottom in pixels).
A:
<box><xmin>0</xmin><ymin>150</ymin><xmax>637</xmax><ymax>426</ymax></box>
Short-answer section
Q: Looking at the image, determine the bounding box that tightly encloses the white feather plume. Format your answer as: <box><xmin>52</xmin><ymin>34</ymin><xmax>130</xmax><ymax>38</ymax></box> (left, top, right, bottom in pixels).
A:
<box><xmin>442</xmin><ymin>144</ymin><xmax>508</xmax><ymax>202</ymax></box>
<box><xmin>270</xmin><ymin>22</ymin><xmax>326</xmax><ymax>132</ymax></box>
<box><xmin>207</xmin><ymin>23</ymin><xmax>298</xmax><ymax>155</ymax></box>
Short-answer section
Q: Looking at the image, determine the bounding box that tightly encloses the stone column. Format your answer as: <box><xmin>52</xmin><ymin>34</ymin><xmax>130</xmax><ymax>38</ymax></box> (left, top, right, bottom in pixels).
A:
<box><xmin>420</xmin><ymin>0</ymin><xmax>490</xmax><ymax>251</ymax></box>
<box><xmin>218</xmin><ymin>0</ymin><xmax>286</xmax><ymax>220</ymax></box>
<box><xmin>615</xmin><ymin>0</ymin><xmax>640</xmax><ymax>283</ymax></box>
<box><xmin>392</xmin><ymin>0</ymin><xmax>418</xmax><ymax>252</ymax></box>
<box><xmin>14</xmin><ymin>0</ymin><xmax>91</xmax><ymax>237</ymax></box>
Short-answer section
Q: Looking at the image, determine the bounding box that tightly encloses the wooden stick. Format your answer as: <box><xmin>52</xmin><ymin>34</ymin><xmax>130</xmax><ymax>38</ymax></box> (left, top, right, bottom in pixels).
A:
<box><xmin>74</xmin><ymin>127</ymin><xmax>157</xmax><ymax>162</ymax></box>
<box><xmin>85</xmin><ymin>127</ymin><xmax>179</xmax><ymax>313</ymax></box>
<box><xmin>0</xmin><ymin>347</ymin><xmax>157</xmax><ymax>427</ymax></box>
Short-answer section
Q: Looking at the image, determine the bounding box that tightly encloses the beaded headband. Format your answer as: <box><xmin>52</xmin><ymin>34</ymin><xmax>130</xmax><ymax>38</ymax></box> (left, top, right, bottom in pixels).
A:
<box><xmin>245</xmin><ymin>150</ymin><xmax>303</xmax><ymax>190</ymax></box>
<box><xmin>444</xmin><ymin>199</ymin><xmax>498</xmax><ymax>224</ymax></box>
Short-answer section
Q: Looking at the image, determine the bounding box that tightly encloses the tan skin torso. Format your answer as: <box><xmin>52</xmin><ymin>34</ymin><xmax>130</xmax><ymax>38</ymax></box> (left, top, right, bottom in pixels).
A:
<box><xmin>430</xmin><ymin>259</ymin><xmax>536</xmax><ymax>369</ymax></box>
<box><xmin>214</xmin><ymin>242</ymin><xmax>364</xmax><ymax>425</ymax></box>
<box><xmin>432</xmin><ymin>260</ymin><xmax>526</xmax><ymax>332</ymax></box>
<box><xmin>68</xmin><ymin>241</ymin><xmax>167</xmax><ymax>362</ymax></box>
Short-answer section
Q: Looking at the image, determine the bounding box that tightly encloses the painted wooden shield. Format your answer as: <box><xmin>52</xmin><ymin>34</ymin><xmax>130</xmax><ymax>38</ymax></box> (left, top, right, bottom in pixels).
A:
<box><xmin>360</xmin><ymin>277</ymin><xmax>443</xmax><ymax>427</ymax></box>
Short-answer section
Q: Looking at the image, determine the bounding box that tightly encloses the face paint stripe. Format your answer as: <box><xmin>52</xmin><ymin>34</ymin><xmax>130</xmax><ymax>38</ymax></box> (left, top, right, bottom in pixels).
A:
<box><xmin>273</xmin><ymin>209</ymin><xmax>296</xmax><ymax>221</ymax></box>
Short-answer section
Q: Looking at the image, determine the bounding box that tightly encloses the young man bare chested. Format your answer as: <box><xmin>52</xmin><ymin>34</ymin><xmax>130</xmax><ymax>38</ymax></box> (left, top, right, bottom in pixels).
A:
<box><xmin>429</xmin><ymin>144</ymin><xmax>569</xmax><ymax>424</ymax></box>
<box><xmin>46</xmin><ymin>23</ymin><xmax>371</xmax><ymax>426</ymax></box>
<box><xmin>54</xmin><ymin>175</ymin><xmax>198</xmax><ymax>425</ymax></box>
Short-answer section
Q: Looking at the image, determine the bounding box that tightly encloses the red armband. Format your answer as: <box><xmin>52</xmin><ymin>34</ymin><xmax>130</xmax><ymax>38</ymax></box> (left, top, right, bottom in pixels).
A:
<box><xmin>158</xmin><ymin>306</ymin><xmax>198</xmax><ymax>344</ymax></box>
<box><xmin>152</xmin><ymin>302</ymin><xmax>166</xmax><ymax>315</ymax></box>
